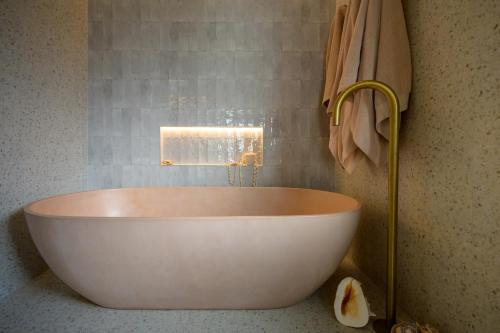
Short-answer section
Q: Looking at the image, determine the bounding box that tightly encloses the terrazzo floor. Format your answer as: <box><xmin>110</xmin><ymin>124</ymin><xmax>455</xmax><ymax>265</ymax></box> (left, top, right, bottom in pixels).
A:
<box><xmin>0</xmin><ymin>260</ymin><xmax>404</xmax><ymax>333</ymax></box>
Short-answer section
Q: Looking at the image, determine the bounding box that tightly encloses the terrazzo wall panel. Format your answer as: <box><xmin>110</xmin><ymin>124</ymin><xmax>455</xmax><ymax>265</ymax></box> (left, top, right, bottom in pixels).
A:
<box><xmin>87</xmin><ymin>0</ymin><xmax>336</xmax><ymax>189</ymax></box>
<box><xmin>0</xmin><ymin>0</ymin><xmax>88</xmax><ymax>299</ymax></box>
<box><xmin>335</xmin><ymin>1</ymin><xmax>500</xmax><ymax>332</ymax></box>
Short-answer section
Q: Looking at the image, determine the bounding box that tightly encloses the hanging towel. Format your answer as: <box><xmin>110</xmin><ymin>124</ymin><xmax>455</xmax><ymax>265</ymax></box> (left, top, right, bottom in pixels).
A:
<box><xmin>322</xmin><ymin>0</ymin><xmax>411</xmax><ymax>173</ymax></box>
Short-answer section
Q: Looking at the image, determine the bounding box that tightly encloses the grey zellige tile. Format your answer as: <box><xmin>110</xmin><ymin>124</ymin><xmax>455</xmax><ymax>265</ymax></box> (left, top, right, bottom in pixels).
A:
<box><xmin>273</xmin><ymin>80</ymin><xmax>301</xmax><ymax>109</ymax></box>
<box><xmin>176</xmin><ymin>51</ymin><xmax>199</xmax><ymax>78</ymax></box>
<box><xmin>141</xmin><ymin>21</ymin><xmax>161</xmax><ymax>50</ymax></box>
<box><xmin>197</xmin><ymin>79</ymin><xmax>217</xmax><ymax>111</ymax></box>
<box><xmin>139</xmin><ymin>79</ymin><xmax>152</xmax><ymax>107</ymax></box>
<box><xmin>88</xmin><ymin>0</ymin><xmax>101</xmax><ymax>21</ymax></box>
<box><xmin>255</xmin><ymin>23</ymin><xmax>274</xmax><ymax>51</ymax></box>
<box><xmin>158</xmin><ymin>50</ymin><xmax>179</xmax><ymax>78</ymax></box>
<box><xmin>160</xmin><ymin>22</ymin><xmax>176</xmax><ymax>50</ymax></box>
<box><xmin>271</xmin><ymin>22</ymin><xmax>284</xmax><ymax>51</ymax></box>
<box><xmin>309</xmin><ymin>107</ymin><xmax>330</xmax><ymax>139</ymax></box>
<box><xmin>214</xmin><ymin>0</ymin><xmax>236</xmax><ymax>22</ymax></box>
<box><xmin>102</xmin><ymin>19</ymin><xmax>114</xmax><ymax>50</ymax></box>
<box><xmin>177</xmin><ymin>22</ymin><xmax>196</xmax><ymax>51</ymax></box>
<box><xmin>301</xmin><ymin>0</ymin><xmax>322</xmax><ymax>22</ymax></box>
<box><xmin>197</xmin><ymin>52</ymin><xmax>216</xmax><ymax>79</ymax></box>
<box><xmin>259</xmin><ymin>166</ymin><xmax>283</xmax><ymax>187</ymax></box>
<box><xmin>111</xmin><ymin>50</ymin><xmax>126</xmax><ymax>79</ymax></box>
<box><xmin>87</xmin><ymin>165</ymin><xmax>104</xmax><ymax>190</ymax></box>
<box><xmin>112</xmin><ymin>0</ymin><xmax>140</xmax><ymax>21</ymax></box>
<box><xmin>120</xmin><ymin>108</ymin><xmax>133</xmax><ymax>137</ymax></box>
<box><xmin>319</xmin><ymin>0</ymin><xmax>331</xmax><ymax>23</ymax></box>
<box><xmin>89</xmin><ymin>79</ymin><xmax>113</xmax><ymax>109</ymax></box>
<box><xmin>177</xmin><ymin>79</ymin><xmax>198</xmax><ymax>119</ymax></box>
<box><xmin>253</xmin><ymin>0</ymin><xmax>274</xmax><ymax>22</ymax></box>
<box><xmin>149</xmin><ymin>141</ymin><xmax>161</xmax><ymax>165</ymax></box>
<box><xmin>232</xmin><ymin>0</ymin><xmax>256</xmax><ymax>22</ymax></box>
<box><xmin>273</xmin><ymin>51</ymin><xmax>302</xmax><ymax>80</ymax></box>
<box><xmin>301</xmin><ymin>22</ymin><xmax>320</xmax><ymax>51</ymax></box>
<box><xmin>129</xmin><ymin>80</ymin><xmax>145</xmax><ymax>107</ymax></box>
<box><xmin>151</xmin><ymin>79</ymin><xmax>169</xmax><ymax>107</ymax></box>
<box><xmin>173</xmin><ymin>0</ymin><xmax>202</xmax><ymax>22</ymax></box>
<box><xmin>89</xmin><ymin>80</ymin><xmax>103</xmax><ymax>109</ymax></box>
<box><xmin>89</xmin><ymin>21</ymin><xmax>104</xmax><ymax>51</ymax></box>
<box><xmin>88</xmin><ymin>108</ymin><xmax>105</xmax><ymax>137</ymax></box>
<box><xmin>301</xmin><ymin>51</ymin><xmax>324</xmax><ymax>80</ymax></box>
<box><xmin>263</xmin><ymin>137</ymin><xmax>283</xmax><ymax>166</ymax></box>
<box><xmin>130</xmin><ymin>108</ymin><xmax>142</xmax><ymax>137</ymax></box>
<box><xmin>280</xmin><ymin>0</ymin><xmax>302</xmax><ymax>23</ymax></box>
<box><xmin>198</xmin><ymin>22</ymin><xmax>216</xmax><ymax>51</ymax></box>
<box><xmin>300</xmin><ymin>79</ymin><xmax>323</xmax><ymax>108</ymax></box>
<box><xmin>112</xmin><ymin>80</ymin><xmax>138</xmax><ymax>107</ymax></box>
<box><xmin>277</xmin><ymin>107</ymin><xmax>293</xmax><ymax>139</ymax></box>
<box><xmin>282</xmin><ymin>23</ymin><xmax>302</xmax><ymax>51</ymax></box>
<box><xmin>121</xmin><ymin>165</ymin><xmax>139</xmax><ymax>187</ymax></box>
<box><xmin>215</xmin><ymin>22</ymin><xmax>236</xmax><ymax>51</ymax></box>
<box><xmin>255</xmin><ymin>80</ymin><xmax>274</xmax><ymax>109</ymax></box>
<box><xmin>234</xmin><ymin>23</ymin><xmax>257</xmax><ymax>51</ymax></box>
<box><xmin>89</xmin><ymin>51</ymin><xmax>103</xmax><ymax>78</ymax></box>
<box><xmin>113</xmin><ymin>20</ymin><xmax>141</xmax><ymax>50</ymax></box>
<box><xmin>147</xmin><ymin>108</ymin><xmax>162</xmax><ymax>136</ymax></box>
<box><xmin>102</xmin><ymin>51</ymin><xmax>114</xmax><ymax>79</ymax></box>
<box><xmin>234</xmin><ymin>51</ymin><xmax>257</xmax><ymax>79</ymax></box>
<box><xmin>254</xmin><ymin>51</ymin><xmax>274</xmax><ymax>80</ymax></box>
<box><xmin>320</xmin><ymin>22</ymin><xmax>330</xmax><ymax>50</ymax></box>
<box><xmin>236</xmin><ymin>79</ymin><xmax>257</xmax><ymax>109</ymax></box>
<box><xmin>215</xmin><ymin>51</ymin><xmax>235</xmax><ymax>79</ymax></box>
<box><xmin>167</xmin><ymin>79</ymin><xmax>179</xmax><ymax>112</ymax></box>
<box><xmin>88</xmin><ymin>136</ymin><xmax>111</xmax><ymax>166</ymax></box>
<box><xmin>103</xmin><ymin>108</ymin><xmax>122</xmax><ymax>137</ymax></box>
<box><xmin>154</xmin><ymin>107</ymin><xmax>174</xmax><ymax>127</ymax></box>
<box><xmin>140</xmin><ymin>108</ymin><xmax>152</xmax><ymax>137</ymax></box>
<box><xmin>111</xmin><ymin>135</ymin><xmax>132</xmax><ymax>165</ymax></box>
<box><xmin>291</xmin><ymin>109</ymin><xmax>311</xmax><ymax>138</ymax></box>
<box><xmin>215</xmin><ymin>79</ymin><xmax>233</xmax><ymax>112</ymax></box>
<box><xmin>111</xmin><ymin>165</ymin><xmax>123</xmax><ymax>188</ymax></box>
<box><xmin>131</xmin><ymin>137</ymin><xmax>150</xmax><ymax>165</ymax></box>
<box><xmin>140</xmin><ymin>0</ymin><xmax>161</xmax><ymax>21</ymax></box>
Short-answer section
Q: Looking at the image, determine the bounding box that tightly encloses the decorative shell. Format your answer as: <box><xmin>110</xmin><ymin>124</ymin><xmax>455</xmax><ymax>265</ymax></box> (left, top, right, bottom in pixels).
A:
<box><xmin>333</xmin><ymin>277</ymin><xmax>371</xmax><ymax>328</ymax></box>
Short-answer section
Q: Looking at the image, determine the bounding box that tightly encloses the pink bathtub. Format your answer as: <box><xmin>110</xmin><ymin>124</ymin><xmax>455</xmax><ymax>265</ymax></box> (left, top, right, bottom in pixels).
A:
<box><xmin>24</xmin><ymin>187</ymin><xmax>360</xmax><ymax>309</ymax></box>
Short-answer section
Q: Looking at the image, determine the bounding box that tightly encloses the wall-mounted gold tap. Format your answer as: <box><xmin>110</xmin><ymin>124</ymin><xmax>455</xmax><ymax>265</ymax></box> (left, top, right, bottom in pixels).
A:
<box><xmin>227</xmin><ymin>152</ymin><xmax>259</xmax><ymax>187</ymax></box>
<box><xmin>331</xmin><ymin>80</ymin><xmax>401</xmax><ymax>333</ymax></box>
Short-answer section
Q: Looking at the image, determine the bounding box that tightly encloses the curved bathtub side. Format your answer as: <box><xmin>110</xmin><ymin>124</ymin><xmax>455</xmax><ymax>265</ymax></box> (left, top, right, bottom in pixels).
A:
<box><xmin>25</xmin><ymin>209</ymin><xmax>359</xmax><ymax>310</ymax></box>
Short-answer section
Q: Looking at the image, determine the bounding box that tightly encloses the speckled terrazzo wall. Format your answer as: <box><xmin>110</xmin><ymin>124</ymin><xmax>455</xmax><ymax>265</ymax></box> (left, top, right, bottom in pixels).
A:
<box><xmin>0</xmin><ymin>0</ymin><xmax>88</xmax><ymax>300</ymax></box>
<box><xmin>87</xmin><ymin>0</ymin><xmax>336</xmax><ymax>189</ymax></box>
<box><xmin>335</xmin><ymin>1</ymin><xmax>500</xmax><ymax>332</ymax></box>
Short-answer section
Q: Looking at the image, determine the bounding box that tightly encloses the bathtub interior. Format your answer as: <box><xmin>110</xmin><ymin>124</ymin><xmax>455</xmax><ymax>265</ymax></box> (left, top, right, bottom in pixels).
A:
<box><xmin>25</xmin><ymin>187</ymin><xmax>361</xmax><ymax>218</ymax></box>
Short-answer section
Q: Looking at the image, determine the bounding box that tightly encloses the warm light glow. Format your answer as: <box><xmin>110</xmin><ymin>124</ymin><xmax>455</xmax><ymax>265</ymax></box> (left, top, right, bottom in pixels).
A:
<box><xmin>160</xmin><ymin>126</ymin><xmax>264</xmax><ymax>166</ymax></box>
<box><xmin>161</xmin><ymin>126</ymin><xmax>262</xmax><ymax>133</ymax></box>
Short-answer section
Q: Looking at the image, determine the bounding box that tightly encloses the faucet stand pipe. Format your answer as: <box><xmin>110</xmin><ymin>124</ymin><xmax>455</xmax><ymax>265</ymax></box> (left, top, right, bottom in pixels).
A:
<box><xmin>331</xmin><ymin>80</ymin><xmax>400</xmax><ymax>333</ymax></box>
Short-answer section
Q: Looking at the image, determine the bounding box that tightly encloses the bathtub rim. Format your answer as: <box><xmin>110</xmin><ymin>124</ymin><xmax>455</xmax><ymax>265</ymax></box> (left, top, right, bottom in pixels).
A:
<box><xmin>24</xmin><ymin>186</ymin><xmax>361</xmax><ymax>221</ymax></box>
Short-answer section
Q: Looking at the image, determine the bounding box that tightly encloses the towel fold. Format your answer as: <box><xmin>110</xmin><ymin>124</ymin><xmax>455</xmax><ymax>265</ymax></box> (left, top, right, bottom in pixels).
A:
<box><xmin>322</xmin><ymin>0</ymin><xmax>412</xmax><ymax>173</ymax></box>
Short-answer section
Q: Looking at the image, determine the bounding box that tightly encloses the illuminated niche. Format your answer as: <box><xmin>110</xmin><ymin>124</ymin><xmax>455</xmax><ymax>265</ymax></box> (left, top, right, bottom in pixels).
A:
<box><xmin>160</xmin><ymin>127</ymin><xmax>263</xmax><ymax>166</ymax></box>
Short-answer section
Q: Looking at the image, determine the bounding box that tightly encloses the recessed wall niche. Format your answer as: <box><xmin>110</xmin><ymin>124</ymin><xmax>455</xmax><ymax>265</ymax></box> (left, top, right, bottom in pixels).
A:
<box><xmin>160</xmin><ymin>127</ymin><xmax>263</xmax><ymax>166</ymax></box>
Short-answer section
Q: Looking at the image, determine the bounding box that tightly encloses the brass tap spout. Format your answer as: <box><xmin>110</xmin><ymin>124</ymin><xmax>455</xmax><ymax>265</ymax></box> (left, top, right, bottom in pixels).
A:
<box><xmin>331</xmin><ymin>80</ymin><xmax>401</xmax><ymax>333</ymax></box>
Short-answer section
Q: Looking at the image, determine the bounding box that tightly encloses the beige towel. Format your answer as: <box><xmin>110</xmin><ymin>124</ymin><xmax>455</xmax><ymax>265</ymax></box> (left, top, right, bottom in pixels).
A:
<box><xmin>322</xmin><ymin>0</ymin><xmax>411</xmax><ymax>173</ymax></box>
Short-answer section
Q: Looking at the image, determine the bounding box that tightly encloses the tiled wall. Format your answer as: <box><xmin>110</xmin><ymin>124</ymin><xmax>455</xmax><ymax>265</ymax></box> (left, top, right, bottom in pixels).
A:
<box><xmin>0</xmin><ymin>0</ymin><xmax>88</xmax><ymax>299</ymax></box>
<box><xmin>337</xmin><ymin>1</ymin><xmax>500</xmax><ymax>332</ymax></box>
<box><xmin>88</xmin><ymin>0</ymin><xmax>335</xmax><ymax>189</ymax></box>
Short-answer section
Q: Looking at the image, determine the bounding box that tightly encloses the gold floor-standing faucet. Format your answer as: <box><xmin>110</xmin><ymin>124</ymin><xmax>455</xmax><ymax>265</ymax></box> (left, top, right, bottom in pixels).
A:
<box><xmin>331</xmin><ymin>80</ymin><xmax>400</xmax><ymax>333</ymax></box>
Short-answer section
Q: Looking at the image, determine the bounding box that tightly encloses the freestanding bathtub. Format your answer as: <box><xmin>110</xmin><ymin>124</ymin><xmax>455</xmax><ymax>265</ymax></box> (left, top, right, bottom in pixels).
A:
<box><xmin>24</xmin><ymin>187</ymin><xmax>360</xmax><ymax>310</ymax></box>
